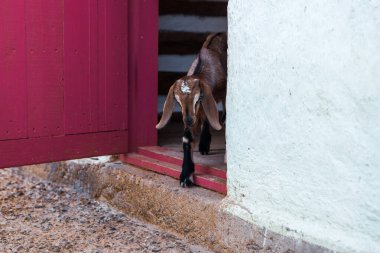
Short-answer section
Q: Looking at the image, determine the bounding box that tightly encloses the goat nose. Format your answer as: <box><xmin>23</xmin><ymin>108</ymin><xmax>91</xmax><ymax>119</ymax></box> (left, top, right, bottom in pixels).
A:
<box><xmin>185</xmin><ymin>117</ymin><xmax>193</xmax><ymax>126</ymax></box>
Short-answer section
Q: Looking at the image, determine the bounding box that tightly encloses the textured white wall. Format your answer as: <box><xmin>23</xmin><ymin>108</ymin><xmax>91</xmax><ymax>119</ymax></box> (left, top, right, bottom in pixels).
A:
<box><xmin>226</xmin><ymin>1</ymin><xmax>380</xmax><ymax>252</ymax></box>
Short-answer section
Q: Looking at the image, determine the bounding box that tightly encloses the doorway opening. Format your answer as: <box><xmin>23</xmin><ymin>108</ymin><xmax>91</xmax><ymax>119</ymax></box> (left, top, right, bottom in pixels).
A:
<box><xmin>126</xmin><ymin>0</ymin><xmax>228</xmax><ymax>194</ymax></box>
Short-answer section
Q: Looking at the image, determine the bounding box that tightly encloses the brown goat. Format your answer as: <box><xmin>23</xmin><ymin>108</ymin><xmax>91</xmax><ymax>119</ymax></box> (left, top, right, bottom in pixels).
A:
<box><xmin>156</xmin><ymin>33</ymin><xmax>227</xmax><ymax>187</ymax></box>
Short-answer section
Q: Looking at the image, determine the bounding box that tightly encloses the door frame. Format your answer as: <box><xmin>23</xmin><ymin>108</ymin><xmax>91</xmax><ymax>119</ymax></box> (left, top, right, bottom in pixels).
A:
<box><xmin>127</xmin><ymin>0</ymin><xmax>159</xmax><ymax>152</ymax></box>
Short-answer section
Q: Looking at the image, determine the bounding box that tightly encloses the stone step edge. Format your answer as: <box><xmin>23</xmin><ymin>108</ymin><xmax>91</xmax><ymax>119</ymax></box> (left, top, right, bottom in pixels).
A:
<box><xmin>19</xmin><ymin>160</ymin><xmax>332</xmax><ymax>253</ymax></box>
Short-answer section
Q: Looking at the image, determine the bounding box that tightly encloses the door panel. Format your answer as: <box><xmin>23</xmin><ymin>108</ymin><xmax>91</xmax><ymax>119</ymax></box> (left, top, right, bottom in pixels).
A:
<box><xmin>64</xmin><ymin>0</ymin><xmax>100</xmax><ymax>134</ymax></box>
<box><xmin>0</xmin><ymin>0</ymin><xmax>28</xmax><ymax>141</ymax></box>
<box><xmin>0</xmin><ymin>0</ymin><xmax>132</xmax><ymax>169</ymax></box>
<box><xmin>25</xmin><ymin>0</ymin><xmax>65</xmax><ymax>138</ymax></box>
<box><xmin>98</xmin><ymin>0</ymin><xmax>129</xmax><ymax>132</ymax></box>
<box><xmin>64</xmin><ymin>0</ymin><xmax>128</xmax><ymax>134</ymax></box>
<box><xmin>0</xmin><ymin>131</ymin><xmax>128</xmax><ymax>169</ymax></box>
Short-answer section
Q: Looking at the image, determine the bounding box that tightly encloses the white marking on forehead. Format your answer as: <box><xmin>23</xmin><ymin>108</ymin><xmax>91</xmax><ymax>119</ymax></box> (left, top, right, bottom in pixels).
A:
<box><xmin>181</xmin><ymin>81</ymin><xmax>191</xmax><ymax>94</ymax></box>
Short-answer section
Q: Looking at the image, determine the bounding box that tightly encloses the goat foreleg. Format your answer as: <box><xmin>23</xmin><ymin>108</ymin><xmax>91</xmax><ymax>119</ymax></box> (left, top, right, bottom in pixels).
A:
<box><xmin>180</xmin><ymin>128</ymin><xmax>195</xmax><ymax>187</ymax></box>
<box><xmin>199</xmin><ymin>120</ymin><xmax>211</xmax><ymax>155</ymax></box>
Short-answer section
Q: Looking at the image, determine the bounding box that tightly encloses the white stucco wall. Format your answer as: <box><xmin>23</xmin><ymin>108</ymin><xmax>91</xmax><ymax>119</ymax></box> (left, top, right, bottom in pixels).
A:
<box><xmin>226</xmin><ymin>1</ymin><xmax>380</xmax><ymax>252</ymax></box>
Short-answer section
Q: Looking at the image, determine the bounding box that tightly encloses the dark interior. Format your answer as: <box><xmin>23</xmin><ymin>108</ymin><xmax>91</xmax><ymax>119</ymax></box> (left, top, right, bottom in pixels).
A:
<box><xmin>157</xmin><ymin>0</ymin><xmax>227</xmax><ymax>168</ymax></box>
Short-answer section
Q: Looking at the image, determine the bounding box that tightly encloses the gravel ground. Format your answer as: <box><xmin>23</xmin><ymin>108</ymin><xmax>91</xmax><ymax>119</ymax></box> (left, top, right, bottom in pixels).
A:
<box><xmin>0</xmin><ymin>168</ymin><xmax>211</xmax><ymax>253</ymax></box>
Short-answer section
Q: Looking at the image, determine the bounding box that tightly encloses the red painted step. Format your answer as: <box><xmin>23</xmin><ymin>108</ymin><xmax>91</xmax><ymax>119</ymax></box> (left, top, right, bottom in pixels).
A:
<box><xmin>138</xmin><ymin>146</ymin><xmax>227</xmax><ymax>179</ymax></box>
<box><xmin>123</xmin><ymin>153</ymin><xmax>227</xmax><ymax>194</ymax></box>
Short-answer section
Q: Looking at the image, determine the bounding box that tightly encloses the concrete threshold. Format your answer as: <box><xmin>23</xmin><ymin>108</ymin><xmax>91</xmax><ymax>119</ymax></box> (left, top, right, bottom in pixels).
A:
<box><xmin>20</xmin><ymin>157</ymin><xmax>332</xmax><ymax>253</ymax></box>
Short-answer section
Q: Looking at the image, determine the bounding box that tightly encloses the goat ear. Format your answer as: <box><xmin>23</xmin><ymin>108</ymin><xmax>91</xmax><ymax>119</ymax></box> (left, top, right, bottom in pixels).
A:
<box><xmin>201</xmin><ymin>82</ymin><xmax>222</xmax><ymax>130</ymax></box>
<box><xmin>156</xmin><ymin>84</ymin><xmax>176</xmax><ymax>129</ymax></box>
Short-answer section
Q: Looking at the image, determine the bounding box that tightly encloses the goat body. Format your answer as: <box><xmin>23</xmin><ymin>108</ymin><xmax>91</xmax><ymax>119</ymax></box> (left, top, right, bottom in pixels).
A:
<box><xmin>157</xmin><ymin>33</ymin><xmax>227</xmax><ymax>131</ymax></box>
<box><xmin>157</xmin><ymin>33</ymin><xmax>227</xmax><ymax>187</ymax></box>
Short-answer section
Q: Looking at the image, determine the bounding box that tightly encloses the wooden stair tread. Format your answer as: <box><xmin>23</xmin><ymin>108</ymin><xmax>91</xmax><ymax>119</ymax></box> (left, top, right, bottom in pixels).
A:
<box><xmin>138</xmin><ymin>146</ymin><xmax>227</xmax><ymax>179</ymax></box>
<box><xmin>124</xmin><ymin>152</ymin><xmax>226</xmax><ymax>194</ymax></box>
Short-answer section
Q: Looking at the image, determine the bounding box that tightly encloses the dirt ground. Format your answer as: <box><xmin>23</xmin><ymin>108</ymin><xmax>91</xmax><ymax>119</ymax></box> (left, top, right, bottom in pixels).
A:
<box><xmin>0</xmin><ymin>168</ymin><xmax>211</xmax><ymax>253</ymax></box>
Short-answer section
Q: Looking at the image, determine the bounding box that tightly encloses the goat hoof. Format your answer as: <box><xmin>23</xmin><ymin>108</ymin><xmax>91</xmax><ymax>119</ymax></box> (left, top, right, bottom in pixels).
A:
<box><xmin>180</xmin><ymin>177</ymin><xmax>193</xmax><ymax>188</ymax></box>
<box><xmin>199</xmin><ymin>149</ymin><xmax>210</xmax><ymax>155</ymax></box>
<box><xmin>199</xmin><ymin>144</ymin><xmax>210</xmax><ymax>155</ymax></box>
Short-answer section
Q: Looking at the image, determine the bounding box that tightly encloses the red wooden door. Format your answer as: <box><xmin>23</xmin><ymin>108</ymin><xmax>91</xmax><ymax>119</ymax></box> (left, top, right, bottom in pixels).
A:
<box><xmin>0</xmin><ymin>0</ymin><xmax>158</xmax><ymax>169</ymax></box>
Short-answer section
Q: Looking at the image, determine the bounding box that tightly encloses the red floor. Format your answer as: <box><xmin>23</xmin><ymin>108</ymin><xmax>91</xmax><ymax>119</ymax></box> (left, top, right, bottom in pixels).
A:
<box><xmin>122</xmin><ymin>119</ymin><xmax>227</xmax><ymax>194</ymax></box>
